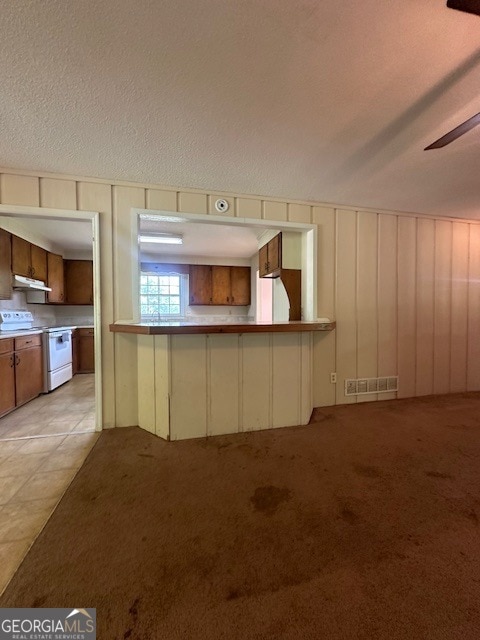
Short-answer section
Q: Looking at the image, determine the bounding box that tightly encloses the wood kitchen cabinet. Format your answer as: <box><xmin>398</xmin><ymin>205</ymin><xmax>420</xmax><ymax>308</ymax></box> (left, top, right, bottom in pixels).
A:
<box><xmin>77</xmin><ymin>328</ymin><xmax>94</xmax><ymax>373</ymax></box>
<box><xmin>211</xmin><ymin>266</ymin><xmax>231</xmax><ymax>304</ymax></box>
<box><xmin>14</xmin><ymin>335</ymin><xmax>43</xmax><ymax>406</ymax></box>
<box><xmin>0</xmin><ymin>339</ymin><xmax>15</xmax><ymax>418</ymax></box>
<box><xmin>0</xmin><ymin>335</ymin><xmax>43</xmax><ymax>419</ymax></box>
<box><xmin>30</xmin><ymin>244</ymin><xmax>48</xmax><ymax>282</ymax></box>
<box><xmin>71</xmin><ymin>329</ymin><xmax>78</xmax><ymax>375</ymax></box>
<box><xmin>10</xmin><ymin>234</ymin><xmax>48</xmax><ymax>281</ymax></box>
<box><xmin>189</xmin><ymin>265</ymin><xmax>213</xmax><ymax>305</ymax></box>
<box><xmin>47</xmin><ymin>252</ymin><xmax>65</xmax><ymax>303</ymax></box>
<box><xmin>259</xmin><ymin>232</ymin><xmax>282</xmax><ymax>278</ymax></box>
<box><xmin>65</xmin><ymin>260</ymin><xmax>93</xmax><ymax>305</ymax></box>
<box><xmin>0</xmin><ymin>229</ymin><xmax>12</xmax><ymax>300</ymax></box>
<box><xmin>230</xmin><ymin>267</ymin><xmax>251</xmax><ymax>305</ymax></box>
<box><xmin>190</xmin><ymin>265</ymin><xmax>251</xmax><ymax>306</ymax></box>
<box><xmin>11</xmin><ymin>235</ymin><xmax>32</xmax><ymax>277</ymax></box>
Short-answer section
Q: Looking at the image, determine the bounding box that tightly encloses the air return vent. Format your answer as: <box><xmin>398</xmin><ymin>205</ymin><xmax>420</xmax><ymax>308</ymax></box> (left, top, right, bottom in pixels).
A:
<box><xmin>344</xmin><ymin>376</ymin><xmax>398</xmax><ymax>396</ymax></box>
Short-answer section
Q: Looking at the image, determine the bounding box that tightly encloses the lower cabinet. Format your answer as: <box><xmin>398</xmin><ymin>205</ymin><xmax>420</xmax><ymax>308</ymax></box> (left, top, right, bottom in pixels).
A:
<box><xmin>0</xmin><ymin>340</ymin><xmax>15</xmax><ymax>417</ymax></box>
<box><xmin>0</xmin><ymin>335</ymin><xmax>43</xmax><ymax>419</ymax></box>
<box><xmin>72</xmin><ymin>330</ymin><xmax>78</xmax><ymax>375</ymax></box>
<box><xmin>77</xmin><ymin>328</ymin><xmax>95</xmax><ymax>373</ymax></box>
<box><xmin>15</xmin><ymin>336</ymin><xmax>44</xmax><ymax>406</ymax></box>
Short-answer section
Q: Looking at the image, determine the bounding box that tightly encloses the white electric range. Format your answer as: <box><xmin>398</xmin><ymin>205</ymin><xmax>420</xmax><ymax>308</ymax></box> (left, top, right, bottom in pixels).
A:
<box><xmin>0</xmin><ymin>310</ymin><xmax>75</xmax><ymax>392</ymax></box>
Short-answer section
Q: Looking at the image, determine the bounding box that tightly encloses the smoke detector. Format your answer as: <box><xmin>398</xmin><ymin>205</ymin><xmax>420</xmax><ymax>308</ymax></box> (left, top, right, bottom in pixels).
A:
<box><xmin>215</xmin><ymin>199</ymin><xmax>230</xmax><ymax>213</ymax></box>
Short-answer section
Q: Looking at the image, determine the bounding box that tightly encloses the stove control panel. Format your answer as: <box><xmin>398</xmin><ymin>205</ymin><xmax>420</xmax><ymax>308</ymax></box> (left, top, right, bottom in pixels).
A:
<box><xmin>0</xmin><ymin>310</ymin><xmax>35</xmax><ymax>331</ymax></box>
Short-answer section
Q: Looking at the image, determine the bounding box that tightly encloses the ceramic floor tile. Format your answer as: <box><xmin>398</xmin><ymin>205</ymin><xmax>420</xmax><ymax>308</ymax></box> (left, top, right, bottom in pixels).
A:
<box><xmin>48</xmin><ymin>411</ymin><xmax>86</xmax><ymax>424</ymax></box>
<box><xmin>0</xmin><ymin>413</ymin><xmax>22</xmax><ymax>428</ymax></box>
<box><xmin>57</xmin><ymin>432</ymin><xmax>99</xmax><ymax>450</ymax></box>
<box><xmin>17</xmin><ymin>435</ymin><xmax>66</xmax><ymax>455</ymax></box>
<box><xmin>0</xmin><ymin>540</ymin><xmax>31</xmax><ymax>595</ymax></box>
<box><xmin>0</xmin><ymin>423</ymin><xmax>47</xmax><ymax>439</ymax></box>
<box><xmin>40</xmin><ymin>449</ymin><xmax>88</xmax><ymax>472</ymax></box>
<box><xmin>0</xmin><ymin>453</ymin><xmax>47</xmax><ymax>478</ymax></box>
<box><xmin>0</xmin><ymin>508</ymin><xmax>51</xmax><ymax>543</ymax></box>
<box><xmin>0</xmin><ymin>476</ymin><xmax>30</xmax><ymax>505</ymax></box>
<box><xmin>13</xmin><ymin>469</ymin><xmax>77</xmax><ymax>502</ymax></box>
<box><xmin>1</xmin><ymin>498</ymin><xmax>60</xmax><ymax>516</ymax></box>
<box><xmin>37</xmin><ymin>423</ymin><xmax>77</xmax><ymax>436</ymax></box>
<box><xmin>0</xmin><ymin>440</ymin><xmax>24</xmax><ymax>456</ymax></box>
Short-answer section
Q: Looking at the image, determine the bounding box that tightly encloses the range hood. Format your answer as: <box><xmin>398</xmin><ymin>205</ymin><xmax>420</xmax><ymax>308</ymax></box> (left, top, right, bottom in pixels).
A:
<box><xmin>12</xmin><ymin>275</ymin><xmax>52</xmax><ymax>292</ymax></box>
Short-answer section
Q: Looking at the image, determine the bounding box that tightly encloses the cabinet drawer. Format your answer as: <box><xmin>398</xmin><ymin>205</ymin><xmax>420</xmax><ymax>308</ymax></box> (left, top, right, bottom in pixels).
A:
<box><xmin>0</xmin><ymin>339</ymin><xmax>14</xmax><ymax>355</ymax></box>
<box><xmin>14</xmin><ymin>335</ymin><xmax>42</xmax><ymax>351</ymax></box>
<box><xmin>78</xmin><ymin>328</ymin><xmax>94</xmax><ymax>337</ymax></box>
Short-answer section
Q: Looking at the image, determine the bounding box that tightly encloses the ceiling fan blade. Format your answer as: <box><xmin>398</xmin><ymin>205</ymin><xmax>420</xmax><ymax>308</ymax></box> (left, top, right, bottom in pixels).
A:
<box><xmin>446</xmin><ymin>0</ymin><xmax>480</xmax><ymax>17</ymax></box>
<box><xmin>424</xmin><ymin>112</ymin><xmax>480</xmax><ymax>150</ymax></box>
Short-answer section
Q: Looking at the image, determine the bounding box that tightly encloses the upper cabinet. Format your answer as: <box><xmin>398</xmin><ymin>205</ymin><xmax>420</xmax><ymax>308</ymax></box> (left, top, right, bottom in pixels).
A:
<box><xmin>190</xmin><ymin>265</ymin><xmax>251</xmax><ymax>306</ymax></box>
<box><xmin>0</xmin><ymin>229</ymin><xmax>12</xmax><ymax>300</ymax></box>
<box><xmin>229</xmin><ymin>267</ymin><xmax>251</xmax><ymax>305</ymax></box>
<box><xmin>11</xmin><ymin>235</ymin><xmax>47</xmax><ymax>281</ymax></box>
<box><xmin>11</xmin><ymin>235</ymin><xmax>31</xmax><ymax>277</ymax></box>
<box><xmin>30</xmin><ymin>245</ymin><xmax>47</xmax><ymax>282</ymax></box>
<box><xmin>47</xmin><ymin>252</ymin><xmax>65</xmax><ymax>303</ymax></box>
<box><xmin>189</xmin><ymin>265</ymin><xmax>212</xmax><ymax>305</ymax></box>
<box><xmin>65</xmin><ymin>260</ymin><xmax>93</xmax><ymax>305</ymax></box>
<box><xmin>259</xmin><ymin>232</ymin><xmax>282</xmax><ymax>278</ymax></box>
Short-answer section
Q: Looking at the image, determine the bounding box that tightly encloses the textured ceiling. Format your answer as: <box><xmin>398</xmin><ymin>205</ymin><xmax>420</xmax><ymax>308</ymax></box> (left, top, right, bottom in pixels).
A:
<box><xmin>1</xmin><ymin>0</ymin><xmax>479</xmax><ymax>218</ymax></box>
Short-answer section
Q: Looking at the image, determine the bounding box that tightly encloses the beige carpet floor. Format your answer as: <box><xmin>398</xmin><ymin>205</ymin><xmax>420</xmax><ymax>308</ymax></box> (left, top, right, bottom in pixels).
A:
<box><xmin>1</xmin><ymin>393</ymin><xmax>480</xmax><ymax>639</ymax></box>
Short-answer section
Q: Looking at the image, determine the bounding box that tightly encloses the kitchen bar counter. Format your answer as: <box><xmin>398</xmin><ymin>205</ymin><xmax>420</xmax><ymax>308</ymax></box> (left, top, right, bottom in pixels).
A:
<box><xmin>112</xmin><ymin>319</ymin><xmax>335</xmax><ymax>441</ymax></box>
<box><xmin>110</xmin><ymin>320</ymin><xmax>335</xmax><ymax>335</ymax></box>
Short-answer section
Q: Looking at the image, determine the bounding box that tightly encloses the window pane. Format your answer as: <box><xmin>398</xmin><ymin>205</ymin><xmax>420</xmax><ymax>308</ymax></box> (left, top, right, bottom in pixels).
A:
<box><xmin>140</xmin><ymin>273</ymin><xmax>185</xmax><ymax>318</ymax></box>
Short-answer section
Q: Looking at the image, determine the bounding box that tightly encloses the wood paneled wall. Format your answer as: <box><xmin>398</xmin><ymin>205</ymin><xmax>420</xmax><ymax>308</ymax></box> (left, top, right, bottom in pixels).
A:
<box><xmin>0</xmin><ymin>168</ymin><xmax>479</xmax><ymax>429</ymax></box>
<box><xmin>330</xmin><ymin>210</ymin><xmax>480</xmax><ymax>404</ymax></box>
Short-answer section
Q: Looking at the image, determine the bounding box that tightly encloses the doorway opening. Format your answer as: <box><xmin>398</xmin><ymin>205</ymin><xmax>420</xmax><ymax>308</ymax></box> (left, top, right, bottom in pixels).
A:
<box><xmin>0</xmin><ymin>204</ymin><xmax>102</xmax><ymax>441</ymax></box>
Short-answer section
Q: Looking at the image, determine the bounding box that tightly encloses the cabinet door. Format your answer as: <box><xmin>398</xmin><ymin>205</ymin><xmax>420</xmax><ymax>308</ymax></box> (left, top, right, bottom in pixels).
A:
<box><xmin>47</xmin><ymin>253</ymin><xmax>65</xmax><ymax>303</ymax></box>
<box><xmin>231</xmin><ymin>267</ymin><xmax>251</xmax><ymax>305</ymax></box>
<box><xmin>268</xmin><ymin>233</ymin><xmax>282</xmax><ymax>273</ymax></box>
<box><xmin>78</xmin><ymin>331</ymin><xmax>95</xmax><ymax>373</ymax></box>
<box><xmin>259</xmin><ymin>243</ymin><xmax>268</xmax><ymax>278</ymax></box>
<box><xmin>15</xmin><ymin>345</ymin><xmax>43</xmax><ymax>406</ymax></box>
<box><xmin>11</xmin><ymin>235</ymin><xmax>31</xmax><ymax>277</ymax></box>
<box><xmin>0</xmin><ymin>352</ymin><xmax>16</xmax><ymax>418</ymax></box>
<box><xmin>211</xmin><ymin>266</ymin><xmax>231</xmax><ymax>305</ymax></box>
<box><xmin>65</xmin><ymin>260</ymin><xmax>93</xmax><ymax>304</ymax></box>
<box><xmin>0</xmin><ymin>229</ymin><xmax>12</xmax><ymax>300</ymax></box>
<box><xmin>189</xmin><ymin>265</ymin><xmax>212</xmax><ymax>305</ymax></box>
<box><xmin>30</xmin><ymin>244</ymin><xmax>48</xmax><ymax>282</ymax></box>
<box><xmin>71</xmin><ymin>332</ymin><xmax>78</xmax><ymax>375</ymax></box>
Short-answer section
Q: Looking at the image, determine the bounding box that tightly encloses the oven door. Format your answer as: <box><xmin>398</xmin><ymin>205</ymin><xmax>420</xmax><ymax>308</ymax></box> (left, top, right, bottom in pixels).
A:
<box><xmin>46</xmin><ymin>330</ymin><xmax>73</xmax><ymax>371</ymax></box>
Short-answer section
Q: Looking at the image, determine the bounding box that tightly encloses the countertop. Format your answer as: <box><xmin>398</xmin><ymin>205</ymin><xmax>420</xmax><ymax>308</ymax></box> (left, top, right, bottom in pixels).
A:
<box><xmin>0</xmin><ymin>329</ymin><xmax>44</xmax><ymax>340</ymax></box>
<box><xmin>109</xmin><ymin>320</ymin><xmax>336</xmax><ymax>335</ymax></box>
<box><xmin>0</xmin><ymin>324</ymin><xmax>94</xmax><ymax>339</ymax></box>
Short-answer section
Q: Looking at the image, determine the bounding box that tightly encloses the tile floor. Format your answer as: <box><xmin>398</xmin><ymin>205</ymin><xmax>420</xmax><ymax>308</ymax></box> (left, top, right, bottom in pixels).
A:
<box><xmin>0</xmin><ymin>374</ymin><xmax>98</xmax><ymax>594</ymax></box>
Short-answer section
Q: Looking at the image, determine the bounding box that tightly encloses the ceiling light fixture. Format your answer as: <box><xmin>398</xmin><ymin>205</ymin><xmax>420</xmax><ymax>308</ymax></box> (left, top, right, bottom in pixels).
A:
<box><xmin>139</xmin><ymin>233</ymin><xmax>183</xmax><ymax>245</ymax></box>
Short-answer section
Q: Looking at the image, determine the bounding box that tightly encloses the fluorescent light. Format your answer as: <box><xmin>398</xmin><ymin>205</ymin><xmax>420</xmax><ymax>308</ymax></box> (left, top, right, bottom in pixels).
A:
<box><xmin>139</xmin><ymin>233</ymin><xmax>183</xmax><ymax>245</ymax></box>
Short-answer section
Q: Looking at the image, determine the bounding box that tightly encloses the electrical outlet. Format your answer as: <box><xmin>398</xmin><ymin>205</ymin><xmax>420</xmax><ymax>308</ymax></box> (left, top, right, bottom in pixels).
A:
<box><xmin>330</xmin><ymin>372</ymin><xmax>337</xmax><ymax>384</ymax></box>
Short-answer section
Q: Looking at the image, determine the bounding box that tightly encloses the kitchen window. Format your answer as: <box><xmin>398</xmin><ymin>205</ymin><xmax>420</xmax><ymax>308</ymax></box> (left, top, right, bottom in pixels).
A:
<box><xmin>140</xmin><ymin>272</ymin><xmax>187</xmax><ymax>319</ymax></box>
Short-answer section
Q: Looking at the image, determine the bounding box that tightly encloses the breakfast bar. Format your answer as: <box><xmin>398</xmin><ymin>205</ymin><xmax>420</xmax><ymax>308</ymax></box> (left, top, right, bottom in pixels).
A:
<box><xmin>111</xmin><ymin>321</ymin><xmax>335</xmax><ymax>441</ymax></box>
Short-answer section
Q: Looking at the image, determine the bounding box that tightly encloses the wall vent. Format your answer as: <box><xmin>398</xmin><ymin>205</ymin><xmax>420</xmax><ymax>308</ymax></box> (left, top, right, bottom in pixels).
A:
<box><xmin>344</xmin><ymin>376</ymin><xmax>398</xmax><ymax>396</ymax></box>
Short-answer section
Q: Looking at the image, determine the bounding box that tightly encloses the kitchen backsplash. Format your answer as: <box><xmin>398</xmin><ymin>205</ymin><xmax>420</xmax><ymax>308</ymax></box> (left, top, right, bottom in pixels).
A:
<box><xmin>0</xmin><ymin>291</ymin><xmax>93</xmax><ymax>327</ymax></box>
